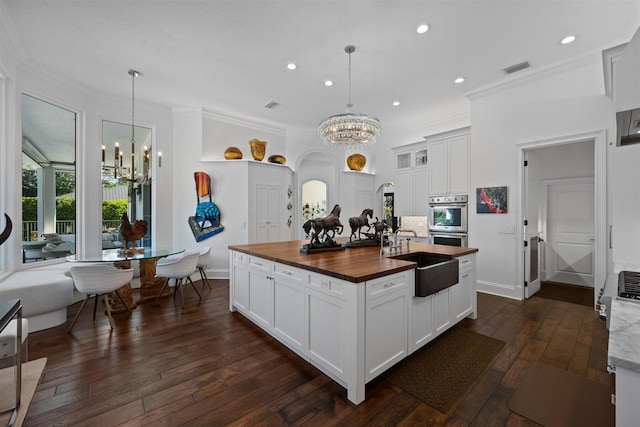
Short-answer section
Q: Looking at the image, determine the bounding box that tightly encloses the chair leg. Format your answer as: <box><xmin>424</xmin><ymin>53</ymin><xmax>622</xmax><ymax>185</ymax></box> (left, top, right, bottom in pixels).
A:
<box><xmin>68</xmin><ymin>295</ymin><xmax>90</xmax><ymax>333</ymax></box>
<box><xmin>154</xmin><ymin>278</ymin><xmax>170</xmax><ymax>306</ymax></box>
<box><xmin>113</xmin><ymin>290</ymin><xmax>132</xmax><ymax>315</ymax></box>
<box><xmin>199</xmin><ymin>267</ymin><xmax>212</xmax><ymax>290</ymax></box>
<box><xmin>103</xmin><ymin>294</ymin><xmax>115</xmax><ymax>331</ymax></box>
<box><xmin>187</xmin><ymin>276</ymin><xmax>202</xmax><ymax>301</ymax></box>
<box><xmin>92</xmin><ymin>294</ymin><xmax>99</xmax><ymax>321</ymax></box>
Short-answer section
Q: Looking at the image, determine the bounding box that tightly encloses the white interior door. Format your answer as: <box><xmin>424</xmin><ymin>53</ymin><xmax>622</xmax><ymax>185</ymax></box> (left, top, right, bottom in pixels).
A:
<box><xmin>545</xmin><ymin>180</ymin><xmax>595</xmax><ymax>287</ymax></box>
<box><xmin>523</xmin><ymin>150</ymin><xmax>541</xmax><ymax>298</ymax></box>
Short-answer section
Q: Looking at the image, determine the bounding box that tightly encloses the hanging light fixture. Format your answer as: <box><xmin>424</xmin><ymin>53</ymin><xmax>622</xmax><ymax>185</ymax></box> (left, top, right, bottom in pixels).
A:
<box><xmin>128</xmin><ymin>69</ymin><xmax>139</xmax><ymax>182</ymax></box>
<box><xmin>318</xmin><ymin>45</ymin><xmax>381</xmax><ymax>148</ymax></box>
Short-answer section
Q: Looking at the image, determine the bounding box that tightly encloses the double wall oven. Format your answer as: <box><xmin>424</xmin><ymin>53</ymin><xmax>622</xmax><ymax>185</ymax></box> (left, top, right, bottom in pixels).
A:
<box><xmin>428</xmin><ymin>195</ymin><xmax>468</xmax><ymax>247</ymax></box>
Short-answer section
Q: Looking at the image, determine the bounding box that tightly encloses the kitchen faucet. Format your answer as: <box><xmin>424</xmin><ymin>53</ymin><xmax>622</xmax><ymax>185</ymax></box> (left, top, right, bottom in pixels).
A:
<box><xmin>395</xmin><ymin>229</ymin><xmax>417</xmax><ymax>252</ymax></box>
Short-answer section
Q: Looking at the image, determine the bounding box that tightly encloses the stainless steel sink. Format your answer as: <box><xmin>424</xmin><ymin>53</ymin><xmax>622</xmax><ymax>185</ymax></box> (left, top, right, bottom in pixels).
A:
<box><xmin>391</xmin><ymin>252</ymin><xmax>459</xmax><ymax>297</ymax></box>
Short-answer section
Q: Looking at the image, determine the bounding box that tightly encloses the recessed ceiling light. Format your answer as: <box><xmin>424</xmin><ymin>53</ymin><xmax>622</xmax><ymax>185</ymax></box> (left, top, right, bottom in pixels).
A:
<box><xmin>324</xmin><ymin>80</ymin><xmax>333</xmax><ymax>87</ymax></box>
<box><xmin>454</xmin><ymin>77</ymin><xmax>465</xmax><ymax>84</ymax></box>
<box><xmin>559</xmin><ymin>35</ymin><xmax>576</xmax><ymax>45</ymax></box>
<box><xmin>287</xmin><ymin>63</ymin><xmax>297</xmax><ymax>70</ymax></box>
<box><xmin>416</xmin><ymin>24</ymin><xmax>430</xmax><ymax>34</ymax></box>
<box><xmin>392</xmin><ymin>101</ymin><xmax>400</xmax><ymax>106</ymax></box>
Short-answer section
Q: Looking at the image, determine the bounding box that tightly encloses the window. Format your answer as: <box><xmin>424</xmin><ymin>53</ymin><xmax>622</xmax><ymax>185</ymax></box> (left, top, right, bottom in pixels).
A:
<box><xmin>21</xmin><ymin>94</ymin><xmax>77</xmax><ymax>262</ymax></box>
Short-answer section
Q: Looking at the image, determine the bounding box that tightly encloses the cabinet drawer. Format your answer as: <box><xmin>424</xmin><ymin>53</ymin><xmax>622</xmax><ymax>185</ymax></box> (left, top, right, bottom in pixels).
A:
<box><xmin>308</xmin><ymin>274</ymin><xmax>345</xmax><ymax>300</ymax></box>
<box><xmin>366</xmin><ymin>273</ymin><xmax>407</xmax><ymax>301</ymax></box>
<box><xmin>233</xmin><ymin>251</ymin><xmax>247</xmax><ymax>264</ymax></box>
<box><xmin>457</xmin><ymin>254</ymin><xmax>473</xmax><ymax>272</ymax></box>
<box><xmin>274</xmin><ymin>263</ymin><xmax>304</xmax><ymax>283</ymax></box>
<box><xmin>248</xmin><ymin>256</ymin><xmax>272</xmax><ymax>273</ymax></box>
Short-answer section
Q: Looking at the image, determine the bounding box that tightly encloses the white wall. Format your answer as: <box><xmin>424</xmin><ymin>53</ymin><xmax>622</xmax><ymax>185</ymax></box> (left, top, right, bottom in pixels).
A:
<box><xmin>469</xmin><ymin>56</ymin><xmax>612</xmax><ymax>299</ymax></box>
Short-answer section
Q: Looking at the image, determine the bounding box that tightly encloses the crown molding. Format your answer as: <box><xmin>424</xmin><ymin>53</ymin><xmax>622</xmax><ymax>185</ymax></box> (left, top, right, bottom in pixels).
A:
<box><xmin>465</xmin><ymin>51</ymin><xmax>603</xmax><ymax>101</ymax></box>
<box><xmin>202</xmin><ymin>109</ymin><xmax>286</xmax><ymax>136</ymax></box>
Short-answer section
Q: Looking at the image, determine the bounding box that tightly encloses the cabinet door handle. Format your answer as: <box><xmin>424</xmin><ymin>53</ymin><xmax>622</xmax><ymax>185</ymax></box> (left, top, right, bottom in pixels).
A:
<box><xmin>384</xmin><ymin>282</ymin><xmax>396</xmax><ymax>288</ymax></box>
<box><xmin>254</xmin><ymin>261</ymin><xmax>263</xmax><ymax>266</ymax></box>
<box><xmin>462</xmin><ymin>274</ymin><xmax>470</xmax><ymax>279</ymax></box>
<box><xmin>281</xmin><ymin>270</ymin><xmax>293</xmax><ymax>276</ymax></box>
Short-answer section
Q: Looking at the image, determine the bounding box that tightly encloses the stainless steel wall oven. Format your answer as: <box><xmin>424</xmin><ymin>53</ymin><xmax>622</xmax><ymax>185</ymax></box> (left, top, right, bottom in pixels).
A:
<box><xmin>428</xmin><ymin>195</ymin><xmax>468</xmax><ymax>247</ymax></box>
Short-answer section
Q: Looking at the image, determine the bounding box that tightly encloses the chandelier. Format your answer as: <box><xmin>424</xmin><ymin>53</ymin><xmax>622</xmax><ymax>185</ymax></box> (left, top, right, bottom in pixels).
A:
<box><xmin>318</xmin><ymin>45</ymin><xmax>381</xmax><ymax>148</ymax></box>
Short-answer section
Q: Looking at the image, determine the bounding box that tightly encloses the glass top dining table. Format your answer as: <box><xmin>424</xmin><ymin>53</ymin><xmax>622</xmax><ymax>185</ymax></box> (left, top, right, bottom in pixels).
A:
<box><xmin>66</xmin><ymin>247</ymin><xmax>184</xmax><ymax>263</ymax></box>
<box><xmin>66</xmin><ymin>247</ymin><xmax>185</xmax><ymax>311</ymax></box>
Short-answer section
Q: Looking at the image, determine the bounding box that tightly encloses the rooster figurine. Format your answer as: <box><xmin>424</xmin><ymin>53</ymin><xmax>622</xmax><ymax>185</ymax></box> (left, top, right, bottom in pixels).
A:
<box><xmin>119</xmin><ymin>213</ymin><xmax>148</xmax><ymax>250</ymax></box>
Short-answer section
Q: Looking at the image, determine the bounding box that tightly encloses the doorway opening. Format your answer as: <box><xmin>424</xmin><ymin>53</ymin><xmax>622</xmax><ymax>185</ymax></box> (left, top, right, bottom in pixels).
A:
<box><xmin>518</xmin><ymin>131</ymin><xmax>606</xmax><ymax>306</ymax></box>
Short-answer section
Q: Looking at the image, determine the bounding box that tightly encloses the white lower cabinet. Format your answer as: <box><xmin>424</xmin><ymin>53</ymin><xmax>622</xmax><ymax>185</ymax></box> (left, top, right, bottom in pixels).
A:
<box><xmin>230</xmin><ymin>252</ymin><xmax>249</xmax><ymax>313</ymax></box>
<box><xmin>273</xmin><ymin>265</ymin><xmax>305</xmax><ymax>353</ymax></box>
<box><xmin>248</xmin><ymin>268</ymin><xmax>273</xmax><ymax>329</ymax></box>
<box><xmin>410</xmin><ymin>253</ymin><xmax>477</xmax><ymax>353</ymax></box>
<box><xmin>451</xmin><ymin>254</ymin><xmax>476</xmax><ymax>321</ymax></box>
<box><xmin>305</xmin><ymin>286</ymin><xmax>348</xmax><ymax>382</ymax></box>
<box><xmin>365</xmin><ymin>273</ymin><xmax>409</xmax><ymax>382</ymax></box>
<box><xmin>411</xmin><ymin>294</ymin><xmax>434</xmax><ymax>352</ymax></box>
<box><xmin>433</xmin><ymin>288</ymin><xmax>452</xmax><ymax>335</ymax></box>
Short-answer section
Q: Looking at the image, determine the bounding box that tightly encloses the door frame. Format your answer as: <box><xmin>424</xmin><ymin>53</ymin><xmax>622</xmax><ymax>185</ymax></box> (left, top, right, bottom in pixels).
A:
<box><xmin>516</xmin><ymin>130</ymin><xmax>606</xmax><ymax>302</ymax></box>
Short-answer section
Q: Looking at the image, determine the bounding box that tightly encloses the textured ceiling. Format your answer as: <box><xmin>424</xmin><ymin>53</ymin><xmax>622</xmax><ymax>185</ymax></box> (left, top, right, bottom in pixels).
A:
<box><xmin>5</xmin><ymin>0</ymin><xmax>640</xmax><ymax>135</ymax></box>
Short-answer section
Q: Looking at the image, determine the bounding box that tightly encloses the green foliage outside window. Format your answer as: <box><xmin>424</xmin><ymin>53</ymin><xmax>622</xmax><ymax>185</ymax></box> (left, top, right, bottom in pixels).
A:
<box><xmin>102</xmin><ymin>200</ymin><xmax>128</xmax><ymax>220</ymax></box>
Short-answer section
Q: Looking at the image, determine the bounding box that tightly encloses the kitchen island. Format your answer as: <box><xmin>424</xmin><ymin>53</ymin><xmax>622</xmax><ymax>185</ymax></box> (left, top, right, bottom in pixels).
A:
<box><xmin>229</xmin><ymin>240</ymin><xmax>478</xmax><ymax>404</ymax></box>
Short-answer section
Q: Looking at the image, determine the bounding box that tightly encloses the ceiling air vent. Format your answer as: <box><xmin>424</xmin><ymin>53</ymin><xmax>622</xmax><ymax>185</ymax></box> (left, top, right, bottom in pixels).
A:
<box><xmin>503</xmin><ymin>61</ymin><xmax>530</xmax><ymax>74</ymax></box>
<box><xmin>264</xmin><ymin>101</ymin><xmax>279</xmax><ymax>109</ymax></box>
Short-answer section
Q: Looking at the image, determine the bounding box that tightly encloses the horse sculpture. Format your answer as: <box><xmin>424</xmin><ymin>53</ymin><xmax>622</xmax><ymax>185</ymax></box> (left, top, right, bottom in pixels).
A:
<box><xmin>348</xmin><ymin>208</ymin><xmax>374</xmax><ymax>241</ymax></box>
<box><xmin>310</xmin><ymin>204</ymin><xmax>344</xmax><ymax>246</ymax></box>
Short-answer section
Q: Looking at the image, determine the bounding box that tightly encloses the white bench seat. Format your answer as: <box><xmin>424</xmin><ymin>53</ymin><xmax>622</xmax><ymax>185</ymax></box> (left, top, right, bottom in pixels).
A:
<box><xmin>0</xmin><ymin>268</ymin><xmax>74</xmax><ymax>332</ymax></box>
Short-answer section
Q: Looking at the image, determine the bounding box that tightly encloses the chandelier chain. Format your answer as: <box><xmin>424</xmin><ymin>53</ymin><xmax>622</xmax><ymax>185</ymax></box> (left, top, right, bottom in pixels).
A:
<box><xmin>347</xmin><ymin>48</ymin><xmax>352</xmax><ymax>109</ymax></box>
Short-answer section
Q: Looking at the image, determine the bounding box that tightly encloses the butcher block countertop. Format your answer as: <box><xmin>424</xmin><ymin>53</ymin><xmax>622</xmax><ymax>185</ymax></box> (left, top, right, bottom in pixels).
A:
<box><xmin>229</xmin><ymin>240</ymin><xmax>478</xmax><ymax>283</ymax></box>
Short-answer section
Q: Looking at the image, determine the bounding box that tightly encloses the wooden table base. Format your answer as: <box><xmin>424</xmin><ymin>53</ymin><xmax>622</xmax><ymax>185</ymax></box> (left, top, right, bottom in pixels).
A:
<box><xmin>110</xmin><ymin>258</ymin><xmax>173</xmax><ymax>313</ymax></box>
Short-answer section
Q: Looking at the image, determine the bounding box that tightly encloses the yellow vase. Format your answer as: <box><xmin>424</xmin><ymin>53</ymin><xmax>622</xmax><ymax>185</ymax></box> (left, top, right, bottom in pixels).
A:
<box><xmin>248</xmin><ymin>139</ymin><xmax>267</xmax><ymax>161</ymax></box>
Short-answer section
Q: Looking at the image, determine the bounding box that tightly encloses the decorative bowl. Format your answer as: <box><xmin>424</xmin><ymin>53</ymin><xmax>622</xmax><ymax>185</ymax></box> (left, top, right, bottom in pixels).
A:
<box><xmin>224</xmin><ymin>146</ymin><xmax>243</xmax><ymax>160</ymax></box>
<box><xmin>347</xmin><ymin>153</ymin><xmax>366</xmax><ymax>171</ymax></box>
<box><xmin>268</xmin><ymin>154</ymin><xmax>286</xmax><ymax>165</ymax></box>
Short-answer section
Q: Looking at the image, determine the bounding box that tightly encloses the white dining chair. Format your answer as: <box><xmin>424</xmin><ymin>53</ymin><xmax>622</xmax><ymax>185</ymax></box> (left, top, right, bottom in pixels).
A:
<box><xmin>67</xmin><ymin>263</ymin><xmax>134</xmax><ymax>332</ymax></box>
<box><xmin>197</xmin><ymin>245</ymin><xmax>212</xmax><ymax>290</ymax></box>
<box><xmin>154</xmin><ymin>250</ymin><xmax>201</xmax><ymax>307</ymax></box>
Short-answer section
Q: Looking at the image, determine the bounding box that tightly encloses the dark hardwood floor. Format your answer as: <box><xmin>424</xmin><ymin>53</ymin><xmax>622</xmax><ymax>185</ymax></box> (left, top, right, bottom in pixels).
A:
<box><xmin>23</xmin><ymin>279</ymin><xmax>612</xmax><ymax>426</ymax></box>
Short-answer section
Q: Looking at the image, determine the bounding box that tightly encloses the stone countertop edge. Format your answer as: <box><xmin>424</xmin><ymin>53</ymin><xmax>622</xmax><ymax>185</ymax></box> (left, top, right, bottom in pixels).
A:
<box><xmin>228</xmin><ymin>240</ymin><xmax>478</xmax><ymax>283</ymax></box>
<box><xmin>609</xmin><ymin>298</ymin><xmax>640</xmax><ymax>372</ymax></box>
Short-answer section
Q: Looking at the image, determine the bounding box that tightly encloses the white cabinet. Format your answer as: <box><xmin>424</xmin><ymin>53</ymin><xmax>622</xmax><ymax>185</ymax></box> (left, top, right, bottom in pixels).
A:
<box><xmin>393</xmin><ymin>144</ymin><xmax>430</xmax><ymax>216</ymax></box>
<box><xmin>614</xmin><ymin>366</ymin><xmax>640</xmax><ymax>426</ymax></box>
<box><xmin>365</xmin><ymin>273</ymin><xmax>409</xmax><ymax>381</ymax></box>
<box><xmin>451</xmin><ymin>254</ymin><xmax>476</xmax><ymax>321</ymax></box>
<box><xmin>432</xmin><ymin>288</ymin><xmax>452</xmax><ymax>335</ymax></box>
<box><xmin>429</xmin><ymin>133</ymin><xmax>469</xmax><ymax>196</ymax></box>
<box><xmin>256</xmin><ymin>184</ymin><xmax>281</xmax><ymax>243</ymax></box>
<box><xmin>305</xmin><ymin>275</ymin><xmax>349</xmax><ymax>382</ymax></box>
<box><xmin>230</xmin><ymin>251</ymin><xmax>249</xmax><ymax>313</ymax></box>
<box><xmin>273</xmin><ymin>264</ymin><xmax>305</xmax><ymax>353</ymax></box>
<box><xmin>410</xmin><ymin>295</ymin><xmax>434</xmax><ymax>352</ymax></box>
<box><xmin>247</xmin><ymin>257</ymin><xmax>274</xmax><ymax>329</ymax></box>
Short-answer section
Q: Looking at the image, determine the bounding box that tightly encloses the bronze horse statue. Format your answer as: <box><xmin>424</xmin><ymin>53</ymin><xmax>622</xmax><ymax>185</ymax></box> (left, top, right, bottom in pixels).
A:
<box><xmin>310</xmin><ymin>204</ymin><xmax>343</xmax><ymax>246</ymax></box>
<box><xmin>348</xmin><ymin>208</ymin><xmax>374</xmax><ymax>241</ymax></box>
